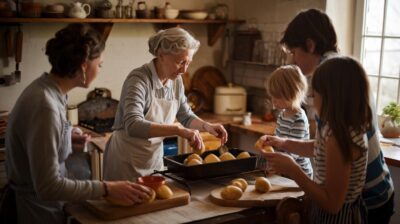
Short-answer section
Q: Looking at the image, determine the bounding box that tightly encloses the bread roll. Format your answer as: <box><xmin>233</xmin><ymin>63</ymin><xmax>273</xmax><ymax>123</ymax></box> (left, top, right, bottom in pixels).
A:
<box><xmin>231</xmin><ymin>178</ymin><xmax>248</xmax><ymax>192</ymax></box>
<box><xmin>204</xmin><ymin>154</ymin><xmax>221</xmax><ymax>163</ymax></box>
<box><xmin>255</xmin><ymin>177</ymin><xmax>272</xmax><ymax>193</ymax></box>
<box><xmin>254</xmin><ymin>139</ymin><xmax>274</xmax><ymax>153</ymax></box>
<box><xmin>186</xmin><ymin>158</ymin><xmax>202</xmax><ymax>166</ymax></box>
<box><xmin>219</xmin><ymin>152</ymin><xmax>235</xmax><ymax>161</ymax></box>
<box><xmin>220</xmin><ymin>185</ymin><xmax>243</xmax><ymax>200</ymax></box>
<box><xmin>236</xmin><ymin>151</ymin><xmax>251</xmax><ymax>159</ymax></box>
<box><xmin>156</xmin><ymin>184</ymin><xmax>174</xmax><ymax>199</ymax></box>
<box><xmin>187</xmin><ymin>153</ymin><xmax>203</xmax><ymax>162</ymax></box>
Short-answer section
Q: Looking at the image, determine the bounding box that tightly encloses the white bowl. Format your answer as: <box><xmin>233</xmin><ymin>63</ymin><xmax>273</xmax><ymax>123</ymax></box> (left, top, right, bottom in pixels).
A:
<box><xmin>165</xmin><ymin>9</ymin><xmax>179</xmax><ymax>19</ymax></box>
<box><xmin>181</xmin><ymin>10</ymin><xmax>208</xmax><ymax>20</ymax></box>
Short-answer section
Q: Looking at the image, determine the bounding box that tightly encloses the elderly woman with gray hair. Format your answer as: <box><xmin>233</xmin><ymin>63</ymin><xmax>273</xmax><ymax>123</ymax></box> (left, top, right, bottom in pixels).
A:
<box><xmin>103</xmin><ymin>27</ymin><xmax>228</xmax><ymax>181</ymax></box>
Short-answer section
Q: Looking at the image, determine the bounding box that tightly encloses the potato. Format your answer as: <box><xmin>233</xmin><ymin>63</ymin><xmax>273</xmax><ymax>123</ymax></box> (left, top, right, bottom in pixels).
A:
<box><xmin>255</xmin><ymin>177</ymin><xmax>272</xmax><ymax>193</ymax></box>
<box><xmin>254</xmin><ymin>139</ymin><xmax>274</xmax><ymax>153</ymax></box>
<box><xmin>186</xmin><ymin>158</ymin><xmax>202</xmax><ymax>166</ymax></box>
<box><xmin>231</xmin><ymin>178</ymin><xmax>248</xmax><ymax>192</ymax></box>
<box><xmin>187</xmin><ymin>153</ymin><xmax>203</xmax><ymax>162</ymax></box>
<box><xmin>236</xmin><ymin>151</ymin><xmax>251</xmax><ymax>159</ymax></box>
<box><xmin>219</xmin><ymin>152</ymin><xmax>235</xmax><ymax>161</ymax></box>
<box><xmin>204</xmin><ymin>154</ymin><xmax>221</xmax><ymax>163</ymax></box>
<box><xmin>156</xmin><ymin>184</ymin><xmax>174</xmax><ymax>199</ymax></box>
<box><xmin>220</xmin><ymin>185</ymin><xmax>243</xmax><ymax>200</ymax></box>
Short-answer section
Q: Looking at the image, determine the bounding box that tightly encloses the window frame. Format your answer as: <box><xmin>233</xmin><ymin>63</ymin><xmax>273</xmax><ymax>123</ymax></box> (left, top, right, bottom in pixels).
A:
<box><xmin>354</xmin><ymin>0</ymin><xmax>400</xmax><ymax>113</ymax></box>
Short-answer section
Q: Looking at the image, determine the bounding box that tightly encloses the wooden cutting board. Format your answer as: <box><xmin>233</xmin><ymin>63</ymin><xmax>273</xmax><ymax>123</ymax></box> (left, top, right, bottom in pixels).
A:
<box><xmin>191</xmin><ymin>66</ymin><xmax>227</xmax><ymax>112</ymax></box>
<box><xmin>84</xmin><ymin>185</ymin><xmax>190</xmax><ymax>220</ymax></box>
<box><xmin>210</xmin><ymin>184</ymin><xmax>304</xmax><ymax>207</ymax></box>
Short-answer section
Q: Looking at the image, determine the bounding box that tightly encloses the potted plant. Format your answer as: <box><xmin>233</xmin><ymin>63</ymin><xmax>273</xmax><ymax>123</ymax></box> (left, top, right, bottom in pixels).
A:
<box><xmin>380</xmin><ymin>102</ymin><xmax>400</xmax><ymax>138</ymax></box>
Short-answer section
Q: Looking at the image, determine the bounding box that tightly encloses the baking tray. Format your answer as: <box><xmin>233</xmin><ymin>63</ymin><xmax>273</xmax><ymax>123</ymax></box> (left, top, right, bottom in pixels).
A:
<box><xmin>163</xmin><ymin>148</ymin><xmax>257</xmax><ymax>180</ymax></box>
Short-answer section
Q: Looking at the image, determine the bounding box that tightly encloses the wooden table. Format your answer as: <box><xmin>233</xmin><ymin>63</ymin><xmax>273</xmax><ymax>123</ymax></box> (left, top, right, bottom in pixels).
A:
<box><xmin>380</xmin><ymin>140</ymin><xmax>400</xmax><ymax>167</ymax></box>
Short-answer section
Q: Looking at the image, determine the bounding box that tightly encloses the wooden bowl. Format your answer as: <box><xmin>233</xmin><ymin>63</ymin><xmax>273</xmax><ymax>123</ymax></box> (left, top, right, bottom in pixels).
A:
<box><xmin>137</xmin><ymin>176</ymin><xmax>165</xmax><ymax>190</ymax></box>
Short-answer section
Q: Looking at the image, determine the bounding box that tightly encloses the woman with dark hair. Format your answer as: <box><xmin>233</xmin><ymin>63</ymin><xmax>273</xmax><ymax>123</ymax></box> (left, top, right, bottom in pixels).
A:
<box><xmin>263</xmin><ymin>8</ymin><xmax>394</xmax><ymax>224</ymax></box>
<box><xmin>2</xmin><ymin>24</ymin><xmax>152</xmax><ymax>224</ymax></box>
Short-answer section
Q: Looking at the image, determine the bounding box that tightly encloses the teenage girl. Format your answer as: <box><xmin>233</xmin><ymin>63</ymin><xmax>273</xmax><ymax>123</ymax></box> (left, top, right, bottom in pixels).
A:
<box><xmin>262</xmin><ymin>56</ymin><xmax>371</xmax><ymax>223</ymax></box>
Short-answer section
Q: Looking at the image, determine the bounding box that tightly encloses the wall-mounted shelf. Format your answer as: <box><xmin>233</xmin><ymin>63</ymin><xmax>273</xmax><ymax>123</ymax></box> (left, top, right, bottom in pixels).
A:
<box><xmin>230</xmin><ymin>60</ymin><xmax>278</xmax><ymax>69</ymax></box>
<box><xmin>0</xmin><ymin>18</ymin><xmax>245</xmax><ymax>46</ymax></box>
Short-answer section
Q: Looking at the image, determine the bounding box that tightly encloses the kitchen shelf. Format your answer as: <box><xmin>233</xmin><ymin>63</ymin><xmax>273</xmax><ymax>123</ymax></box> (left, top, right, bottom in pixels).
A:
<box><xmin>0</xmin><ymin>17</ymin><xmax>245</xmax><ymax>46</ymax></box>
<box><xmin>230</xmin><ymin>60</ymin><xmax>279</xmax><ymax>69</ymax></box>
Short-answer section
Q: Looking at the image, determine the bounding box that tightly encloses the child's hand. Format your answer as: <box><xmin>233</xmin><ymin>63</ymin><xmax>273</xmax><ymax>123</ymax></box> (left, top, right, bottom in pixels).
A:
<box><xmin>262</xmin><ymin>135</ymin><xmax>286</xmax><ymax>148</ymax></box>
<box><xmin>262</xmin><ymin>152</ymin><xmax>300</xmax><ymax>177</ymax></box>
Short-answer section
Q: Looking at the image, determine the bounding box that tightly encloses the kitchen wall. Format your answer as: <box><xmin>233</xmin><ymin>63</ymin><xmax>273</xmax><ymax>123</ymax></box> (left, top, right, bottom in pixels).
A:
<box><xmin>0</xmin><ymin>0</ymin><xmax>235</xmax><ymax>111</ymax></box>
<box><xmin>228</xmin><ymin>0</ymin><xmax>326</xmax><ymax>114</ymax></box>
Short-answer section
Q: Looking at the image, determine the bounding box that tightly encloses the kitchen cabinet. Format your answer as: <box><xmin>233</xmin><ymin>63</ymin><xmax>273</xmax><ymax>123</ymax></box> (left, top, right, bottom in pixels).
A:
<box><xmin>0</xmin><ymin>17</ymin><xmax>245</xmax><ymax>46</ymax></box>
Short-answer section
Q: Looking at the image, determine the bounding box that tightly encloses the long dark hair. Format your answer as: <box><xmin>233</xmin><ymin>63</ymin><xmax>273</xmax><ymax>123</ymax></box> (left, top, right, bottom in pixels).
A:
<box><xmin>45</xmin><ymin>23</ymin><xmax>105</xmax><ymax>78</ymax></box>
<box><xmin>312</xmin><ymin>56</ymin><xmax>372</xmax><ymax>162</ymax></box>
<box><xmin>280</xmin><ymin>8</ymin><xmax>338</xmax><ymax>55</ymax></box>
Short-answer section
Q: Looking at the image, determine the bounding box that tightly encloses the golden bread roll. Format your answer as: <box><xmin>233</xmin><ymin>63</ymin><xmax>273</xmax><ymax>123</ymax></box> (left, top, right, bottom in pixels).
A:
<box><xmin>220</xmin><ymin>185</ymin><xmax>243</xmax><ymax>200</ymax></box>
<box><xmin>146</xmin><ymin>188</ymin><xmax>156</xmax><ymax>203</ymax></box>
<box><xmin>219</xmin><ymin>152</ymin><xmax>236</xmax><ymax>161</ymax></box>
<box><xmin>204</xmin><ymin>154</ymin><xmax>221</xmax><ymax>163</ymax></box>
<box><xmin>231</xmin><ymin>178</ymin><xmax>248</xmax><ymax>192</ymax></box>
<box><xmin>255</xmin><ymin>177</ymin><xmax>272</xmax><ymax>193</ymax></box>
<box><xmin>156</xmin><ymin>184</ymin><xmax>174</xmax><ymax>199</ymax></box>
<box><xmin>236</xmin><ymin>151</ymin><xmax>251</xmax><ymax>159</ymax></box>
<box><xmin>186</xmin><ymin>158</ymin><xmax>202</xmax><ymax>166</ymax></box>
<box><xmin>193</xmin><ymin>143</ymin><xmax>206</xmax><ymax>155</ymax></box>
<box><xmin>254</xmin><ymin>139</ymin><xmax>274</xmax><ymax>153</ymax></box>
<box><xmin>187</xmin><ymin>153</ymin><xmax>203</xmax><ymax>162</ymax></box>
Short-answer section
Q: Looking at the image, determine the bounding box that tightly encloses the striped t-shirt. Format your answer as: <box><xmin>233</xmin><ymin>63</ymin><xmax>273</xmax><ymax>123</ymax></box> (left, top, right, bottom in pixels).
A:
<box><xmin>275</xmin><ymin>109</ymin><xmax>313</xmax><ymax>177</ymax></box>
<box><xmin>311</xmin><ymin>124</ymin><xmax>368</xmax><ymax>223</ymax></box>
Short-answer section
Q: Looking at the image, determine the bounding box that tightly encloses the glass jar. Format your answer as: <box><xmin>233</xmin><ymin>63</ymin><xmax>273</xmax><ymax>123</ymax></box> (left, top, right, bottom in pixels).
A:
<box><xmin>215</xmin><ymin>3</ymin><xmax>228</xmax><ymax>20</ymax></box>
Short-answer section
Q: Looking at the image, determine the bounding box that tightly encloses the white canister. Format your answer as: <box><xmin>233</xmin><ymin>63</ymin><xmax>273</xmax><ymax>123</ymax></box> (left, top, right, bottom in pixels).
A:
<box><xmin>214</xmin><ymin>84</ymin><xmax>247</xmax><ymax>115</ymax></box>
<box><xmin>67</xmin><ymin>105</ymin><xmax>79</xmax><ymax>126</ymax></box>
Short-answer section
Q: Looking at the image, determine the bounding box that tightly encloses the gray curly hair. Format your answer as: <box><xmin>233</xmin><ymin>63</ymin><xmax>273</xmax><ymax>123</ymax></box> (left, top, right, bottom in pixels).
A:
<box><xmin>148</xmin><ymin>27</ymin><xmax>200</xmax><ymax>56</ymax></box>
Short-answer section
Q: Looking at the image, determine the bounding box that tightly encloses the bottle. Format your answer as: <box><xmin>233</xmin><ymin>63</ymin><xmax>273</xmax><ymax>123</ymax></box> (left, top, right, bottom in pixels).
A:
<box><xmin>243</xmin><ymin>112</ymin><xmax>252</xmax><ymax>126</ymax></box>
<box><xmin>115</xmin><ymin>0</ymin><xmax>124</xmax><ymax>18</ymax></box>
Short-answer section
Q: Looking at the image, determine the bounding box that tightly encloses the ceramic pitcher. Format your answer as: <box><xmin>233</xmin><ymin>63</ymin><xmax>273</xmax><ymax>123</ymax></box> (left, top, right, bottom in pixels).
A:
<box><xmin>69</xmin><ymin>2</ymin><xmax>91</xmax><ymax>18</ymax></box>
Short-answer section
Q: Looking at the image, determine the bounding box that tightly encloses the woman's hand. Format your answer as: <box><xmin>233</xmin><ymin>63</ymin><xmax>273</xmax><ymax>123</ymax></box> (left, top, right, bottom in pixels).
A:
<box><xmin>203</xmin><ymin>123</ymin><xmax>228</xmax><ymax>144</ymax></box>
<box><xmin>259</xmin><ymin>135</ymin><xmax>286</xmax><ymax>149</ymax></box>
<box><xmin>261</xmin><ymin>152</ymin><xmax>301</xmax><ymax>178</ymax></box>
<box><xmin>105</xmin><ymin>181</ymin><xmax>153</xmax><ymax>205</ymax></box>
<box><xmin>179</xmin><ymin>127</ymin><xmax>204</xmax><ymax>151</ymax></box>
<box><xmin>71</xmin><ymin>127</ymin><xmax>91</xmax><ymax>153</ymax></box>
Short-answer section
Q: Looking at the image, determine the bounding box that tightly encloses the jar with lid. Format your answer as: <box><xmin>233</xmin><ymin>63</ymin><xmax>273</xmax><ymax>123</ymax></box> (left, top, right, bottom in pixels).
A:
<box><xmin>115</xmin><ymin>0</ymin><xmax>124</xmax><ymax>18</ymax></box>
<box><xmin>214</xmin><ymin>3</ymin><xmax>228</xmax><ymax>20</ymax></box>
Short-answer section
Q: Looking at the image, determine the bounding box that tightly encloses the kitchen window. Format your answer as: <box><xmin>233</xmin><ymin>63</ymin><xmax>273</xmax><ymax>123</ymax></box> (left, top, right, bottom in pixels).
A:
<box><xmin>357</xmin><ymin>0</ymin><xmax>400</xmax><ymax>114</ymax></box>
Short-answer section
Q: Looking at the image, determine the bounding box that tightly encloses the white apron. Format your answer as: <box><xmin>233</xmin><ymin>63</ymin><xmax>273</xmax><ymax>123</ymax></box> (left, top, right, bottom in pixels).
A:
<box><xmin>104</xmin><ymin>79</ymin><xmax>178</xmax><ymax>181</ymax></box>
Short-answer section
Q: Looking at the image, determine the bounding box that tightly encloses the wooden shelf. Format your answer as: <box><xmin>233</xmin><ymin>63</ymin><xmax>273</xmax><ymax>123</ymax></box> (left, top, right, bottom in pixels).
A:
<box><xmin>230</xmin><ymin>60</ymin><xmax>278</xmax><ymax>69</ymax></box>
<box><xmin>0</xmin><ymin>18</ymin><xmax>245</xmax><ymax>46</ymax></box>
<box><xmin>0</xmin><ymin>17</ymin><xmax>243</xmax><ymax>24</ymax></box>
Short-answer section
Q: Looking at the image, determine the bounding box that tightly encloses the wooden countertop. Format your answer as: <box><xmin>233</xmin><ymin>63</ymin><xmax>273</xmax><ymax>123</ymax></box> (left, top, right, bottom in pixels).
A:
<box><xmin>198</xmin><ymin>112</ymin><xmax>276</xmax><ymax>136</ymax></box>
<box><xmin>197</xmin><ymin>113</ymin><xmax>400</xmax><ymax>168</ymax></box>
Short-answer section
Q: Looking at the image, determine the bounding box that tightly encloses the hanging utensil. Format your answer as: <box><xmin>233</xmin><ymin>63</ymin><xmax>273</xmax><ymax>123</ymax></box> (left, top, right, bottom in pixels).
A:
<box><xmin>13</xmin><ymin>25</ymin><xmax>23</xmax><ymax>82</ymax></box>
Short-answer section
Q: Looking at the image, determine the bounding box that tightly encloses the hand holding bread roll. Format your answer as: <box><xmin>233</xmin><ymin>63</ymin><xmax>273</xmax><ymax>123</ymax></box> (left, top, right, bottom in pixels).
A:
<box><xmin>254</xmin><ymin>138</ymin><xmax>274</xmax><ymax>153</ymax></box>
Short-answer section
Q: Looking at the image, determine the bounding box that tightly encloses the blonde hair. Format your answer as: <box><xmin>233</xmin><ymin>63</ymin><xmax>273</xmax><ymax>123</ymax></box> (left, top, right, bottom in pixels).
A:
<box><xmin>265</xmin><ymin>65</ymin><xmax>307</xmax><ymax>110</ymax></box>
<box><xmin>148</xmin><ymin>27</ymin><xmax>200</xmax><ymax>56</ymax></box>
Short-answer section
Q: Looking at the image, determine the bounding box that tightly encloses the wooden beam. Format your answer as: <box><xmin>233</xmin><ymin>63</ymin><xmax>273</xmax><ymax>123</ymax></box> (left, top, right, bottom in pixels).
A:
<box><xmin>208</xmin><ymin>23</ymin><xmax>226</xmax><ymax>46</ymax></box>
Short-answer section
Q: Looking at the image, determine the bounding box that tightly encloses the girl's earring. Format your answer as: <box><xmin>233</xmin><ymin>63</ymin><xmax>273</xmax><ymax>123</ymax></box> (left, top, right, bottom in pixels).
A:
<box><xmin>81</xmin><ymin>72</ymin><xmax>86</xmax><ymax>85</ymax></box>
